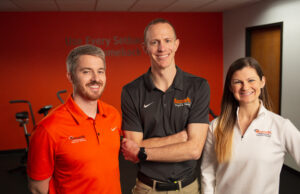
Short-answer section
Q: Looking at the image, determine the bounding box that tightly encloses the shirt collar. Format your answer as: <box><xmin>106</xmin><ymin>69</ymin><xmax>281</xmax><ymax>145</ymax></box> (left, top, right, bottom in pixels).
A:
<box><xmin>65</xmin><ymin>95</ymin><xmax>106</xmax><ymax>124</ymax></box>
<box><xmin>143</xmin><ymin>65</ymin><xmax>184</xmax><ymax>91</ymax></box>
<box><xmin>257</xmin><ymin>100</ymin><xmax>268</xmax><ymax>117</ymax></box>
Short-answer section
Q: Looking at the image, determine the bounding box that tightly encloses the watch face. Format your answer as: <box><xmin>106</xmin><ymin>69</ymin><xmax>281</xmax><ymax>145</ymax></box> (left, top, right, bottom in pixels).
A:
<box><xmin>138</xmin><ymin>147</ymin><xmax>147</xmax><ymax>161</ymax></box>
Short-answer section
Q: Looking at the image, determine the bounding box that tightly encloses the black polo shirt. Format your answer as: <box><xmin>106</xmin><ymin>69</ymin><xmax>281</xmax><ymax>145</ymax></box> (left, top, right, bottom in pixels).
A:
<box><xmin>121</xmin><ymin>66</ymin><xmax>210</xmax><ymax>182</ymax></box>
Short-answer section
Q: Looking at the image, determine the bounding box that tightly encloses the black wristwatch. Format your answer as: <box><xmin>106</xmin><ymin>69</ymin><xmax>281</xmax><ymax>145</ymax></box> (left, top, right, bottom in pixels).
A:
<box><xmin>138</xmin><ymin>147</ymin><xmax>147</xmax><ymax>162</ymax></box>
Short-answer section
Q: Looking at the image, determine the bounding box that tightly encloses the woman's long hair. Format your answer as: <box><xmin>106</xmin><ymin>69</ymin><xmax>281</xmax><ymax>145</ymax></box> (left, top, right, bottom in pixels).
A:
<box><xmin>214</xmin><ymin>57</ymin><xmax>272</xmax><ymax>163</ymax></box>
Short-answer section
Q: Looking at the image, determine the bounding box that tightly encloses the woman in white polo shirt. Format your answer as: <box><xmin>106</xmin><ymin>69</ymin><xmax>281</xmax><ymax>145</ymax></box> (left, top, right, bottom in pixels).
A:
<box><xmin>201</xmin><ymin>57</ymin><xmax>300</xmax><ymax>194</ymax></box>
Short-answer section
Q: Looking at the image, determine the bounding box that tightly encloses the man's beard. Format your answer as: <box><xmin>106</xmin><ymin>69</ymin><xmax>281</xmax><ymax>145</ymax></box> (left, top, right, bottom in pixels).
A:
<box><xmin>74</xmin><ymin>79</ymin><xmax>105</xmax><ymax>101</ymax></box>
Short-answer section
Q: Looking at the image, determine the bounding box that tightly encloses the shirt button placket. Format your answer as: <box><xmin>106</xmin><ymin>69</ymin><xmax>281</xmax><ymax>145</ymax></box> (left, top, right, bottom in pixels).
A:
<box><xmin>162</xmin><ymin>94</ymin><xmax>169</xmax><ymax>135</ymax></box>
<box><xmin>93</xmin><ymin>120</ymin><xmax>101</xmax><ymax>144</ymax></box>
<box><xmin>163</xmin><ymin>94</ymin><xmax>167</xmax><ymax>108</ymax></box>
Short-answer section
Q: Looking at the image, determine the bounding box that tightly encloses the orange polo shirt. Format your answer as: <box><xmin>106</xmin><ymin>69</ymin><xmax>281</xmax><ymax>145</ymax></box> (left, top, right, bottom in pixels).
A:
<box><xmin>27</xmin><ymin>96</ymin><xmax>121</xmax><ymax>194</ymax></box>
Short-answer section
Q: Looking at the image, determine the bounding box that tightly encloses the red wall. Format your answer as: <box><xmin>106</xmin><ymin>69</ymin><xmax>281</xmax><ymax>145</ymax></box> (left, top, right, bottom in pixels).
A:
<box><xmin>0</xmin><ymin>12</ymin><xmax>223</xmax><ymax>151</ymax></box>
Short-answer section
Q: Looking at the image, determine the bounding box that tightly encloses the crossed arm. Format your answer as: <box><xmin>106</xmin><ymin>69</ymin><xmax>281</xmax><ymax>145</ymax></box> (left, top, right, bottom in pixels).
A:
<box><xmin>28</xmin><ymin>176</ymin><xmax>51</xmax><ymax>194</ymax></box>
<box><xmin>121</xmin><ymin>123</ymin><xmax>208</xmax><ymax>163</ymax></box>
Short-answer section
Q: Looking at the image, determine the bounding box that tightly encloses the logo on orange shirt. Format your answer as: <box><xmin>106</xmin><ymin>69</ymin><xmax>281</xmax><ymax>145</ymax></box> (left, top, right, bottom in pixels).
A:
<box><xmin>174</xmin><ymin>97</ymin><xmax>191</xmax><ymax>107</ymax></box>
<box><xmin>111</xmin><ymin>127</ymin><xmax>118</xmax><ymax>131</ymax></box>
<box><xmin>69</xmin><ymin>135</ymin><xmax>87</xmax><ymax>143</ymax></box>
<box><xmin>254</xmin><ymin>129</ymin><xmax>272</xmax><ymax>137</ymax></box>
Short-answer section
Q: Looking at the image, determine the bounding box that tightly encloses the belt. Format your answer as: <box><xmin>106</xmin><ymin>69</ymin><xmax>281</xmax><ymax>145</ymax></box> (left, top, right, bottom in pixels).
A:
<box><xmin>137</xmin><ymin>172</ymin><xmax>196</xmax><ymax>191</ymax></box>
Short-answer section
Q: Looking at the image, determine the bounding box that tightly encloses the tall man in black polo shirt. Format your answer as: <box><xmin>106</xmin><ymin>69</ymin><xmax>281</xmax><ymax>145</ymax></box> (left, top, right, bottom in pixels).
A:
<box><xmin>121</xmin><ymin>18</ymin><xmax>210</xmax><ymax>193</ymax></box>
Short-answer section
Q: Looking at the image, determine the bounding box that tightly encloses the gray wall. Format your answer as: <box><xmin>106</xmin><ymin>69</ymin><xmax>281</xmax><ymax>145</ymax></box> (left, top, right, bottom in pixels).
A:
<box><xmin>223</xmin><ymin>0</ymin><xmax>300</xmax><ymax>171</ymax></box>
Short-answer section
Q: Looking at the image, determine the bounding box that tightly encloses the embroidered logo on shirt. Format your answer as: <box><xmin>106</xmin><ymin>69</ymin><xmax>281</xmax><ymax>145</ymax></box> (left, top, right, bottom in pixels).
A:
<box><xmin>143</xmin><ymin>102</ymin><xmax>153</xmax><ymax>108</ymax></box>
<box><xmin>69</xmin><ymin>135</ymin><xmax>87</xmax><ymax>143</ymax></box>
<box><xmin>111</xmin><ymin>127</ymin><xmax>117</xmax><ymax>131</ymax></box>
<box><xmin>254</xmin><ymin>129</ymin><xmax>272</xmax><ymax>137</ymax></box>
<box><xmin>174</xmin><ymin>97</ymin><xmax>191</xmax><ymax>107</ymax></box>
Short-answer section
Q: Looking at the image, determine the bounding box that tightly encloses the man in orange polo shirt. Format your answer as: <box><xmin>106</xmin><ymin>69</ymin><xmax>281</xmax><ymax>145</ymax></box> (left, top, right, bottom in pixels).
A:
<box><xmin>27</xmin><ymin>44</ymin><xmax>122</xmax><ymax>194</ymax></box>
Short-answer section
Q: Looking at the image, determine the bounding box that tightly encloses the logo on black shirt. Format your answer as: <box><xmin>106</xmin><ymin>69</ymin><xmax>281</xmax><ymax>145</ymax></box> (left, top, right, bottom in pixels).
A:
<box><xmin>143</xmin><ymin>102</ymin><xmax>154</xmax><ymax>108</ymax></box>
<box><xmin>174</xmin><ymin>97</ymin><xmax>191</xmax><ymax>107</ymax></box>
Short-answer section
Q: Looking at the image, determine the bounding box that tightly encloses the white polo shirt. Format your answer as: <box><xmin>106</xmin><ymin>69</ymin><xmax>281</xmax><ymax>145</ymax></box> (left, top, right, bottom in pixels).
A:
<box><xmin>201</xmin><ymin>103</ymin><xmax>300</xmax><ymax>194</ymax></box>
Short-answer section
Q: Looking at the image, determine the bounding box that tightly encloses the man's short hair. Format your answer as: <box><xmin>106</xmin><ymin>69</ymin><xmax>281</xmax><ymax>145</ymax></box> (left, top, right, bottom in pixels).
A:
<box><xmin>66</xmin><ymin>44</ymin><xmax>106</xmax><ymax>77</ymax></box>
<box><xmin>143</xmin><ymin>18</ymin><xmax>177</xmax><ymax>43</ymax></box>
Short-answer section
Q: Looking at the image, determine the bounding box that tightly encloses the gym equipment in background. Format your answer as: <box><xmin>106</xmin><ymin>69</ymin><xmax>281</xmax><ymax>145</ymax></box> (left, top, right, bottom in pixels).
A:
<box><xmin>9</xmin><ymin>100</ymin><xmax>52</xmax><ymax>174</ymax></box>
<box><xmin>8</xmin><ymin>90</ymin><xmax>67</xmax><ymax>174</ymax></box>
<box><xmin>57</xmin><ymin>89</ymin><xmax>67</xmax><ymax>103</ymax></box>
<box><xmin>38</xmin><ymin>105</ymin><xmax>53</xmax><ymax>116</ymax></box>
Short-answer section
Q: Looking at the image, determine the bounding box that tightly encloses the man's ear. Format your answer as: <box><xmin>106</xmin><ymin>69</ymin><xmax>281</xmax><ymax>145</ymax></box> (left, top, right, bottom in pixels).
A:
<box><xmin>67</xmin><ymin>72</ymin><xmax>73</xmax><ymax>84</ymax></box>
<box><xmin>174</xmin><ymin>38</ymin><xmax>180</xmax><ymax>52</ymax></box>
<box><xmin>142</xmin><ymin>42</ymin><xmax>148</xmax><ymax>54</ymax></box>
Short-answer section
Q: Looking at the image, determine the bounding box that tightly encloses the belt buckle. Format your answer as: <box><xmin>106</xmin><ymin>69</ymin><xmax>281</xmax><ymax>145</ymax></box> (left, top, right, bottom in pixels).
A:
<box><xmin>155</xmin><ymin>180</ymin><xmax>180</xmax><ymax>191</ymax></box>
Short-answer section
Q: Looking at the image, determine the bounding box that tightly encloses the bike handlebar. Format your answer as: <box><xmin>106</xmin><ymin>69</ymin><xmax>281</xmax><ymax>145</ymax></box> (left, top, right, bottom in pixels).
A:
<box><xmin>56</xmin><ymin>90</ymin><xmax>67</xmax><ymax>104</ymax></box>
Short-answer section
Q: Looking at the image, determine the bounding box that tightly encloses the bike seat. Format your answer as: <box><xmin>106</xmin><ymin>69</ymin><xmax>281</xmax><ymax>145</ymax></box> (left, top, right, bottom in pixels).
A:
<box><xmin>15</xmin><ymin>111</ymin><xmax>29</xmax><ymax>120</ymax></box>
<box><xmin>38</xmin><ymin>105</ymin><xmax>53</xmax><ymax>116</ymax></box>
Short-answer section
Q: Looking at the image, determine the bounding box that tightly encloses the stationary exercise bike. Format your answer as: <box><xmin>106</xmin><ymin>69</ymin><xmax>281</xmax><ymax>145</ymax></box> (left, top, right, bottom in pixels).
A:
<box><xmin>8</xmin><ymin>90</ymin><xmax>67</xmax><ymax>174</ymax></box>
<box><xmin>9</xmin><ymin>100</ymin><xmax>52</xmax><ymax>174</ymax></box>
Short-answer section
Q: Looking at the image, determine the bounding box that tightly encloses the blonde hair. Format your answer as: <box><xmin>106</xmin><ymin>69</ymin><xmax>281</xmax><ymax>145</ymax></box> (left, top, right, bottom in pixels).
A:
<box><xmin>215</xmin><ymin>57</ymin><xmax>272</xmax><ymax>162</ymax></box>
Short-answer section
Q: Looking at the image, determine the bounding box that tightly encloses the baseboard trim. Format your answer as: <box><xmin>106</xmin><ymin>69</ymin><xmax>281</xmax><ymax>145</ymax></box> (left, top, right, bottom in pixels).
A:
<box><xmin>0</xmin><ymin>149</ymin><xmax>26</xmax><ymax>155</ymax></box>
<box><xmin>282</xmin><ymin>164</ymin><xmax>300</xmax><ymax>177</ymax></box>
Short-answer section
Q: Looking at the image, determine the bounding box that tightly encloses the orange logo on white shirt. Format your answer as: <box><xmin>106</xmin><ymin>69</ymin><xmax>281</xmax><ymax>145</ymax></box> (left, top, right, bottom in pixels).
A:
<box><xmin>254</xmin><ymin>129</ymin><xmax>272</xmax><ymax>137</ymax></box>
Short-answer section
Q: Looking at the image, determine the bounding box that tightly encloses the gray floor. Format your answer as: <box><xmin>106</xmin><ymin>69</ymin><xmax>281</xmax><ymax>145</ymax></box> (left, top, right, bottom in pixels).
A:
<box><xmin>0</xmin><ymin>151</ymin><xmax>299</xmax><ymax>194</ymax></box>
